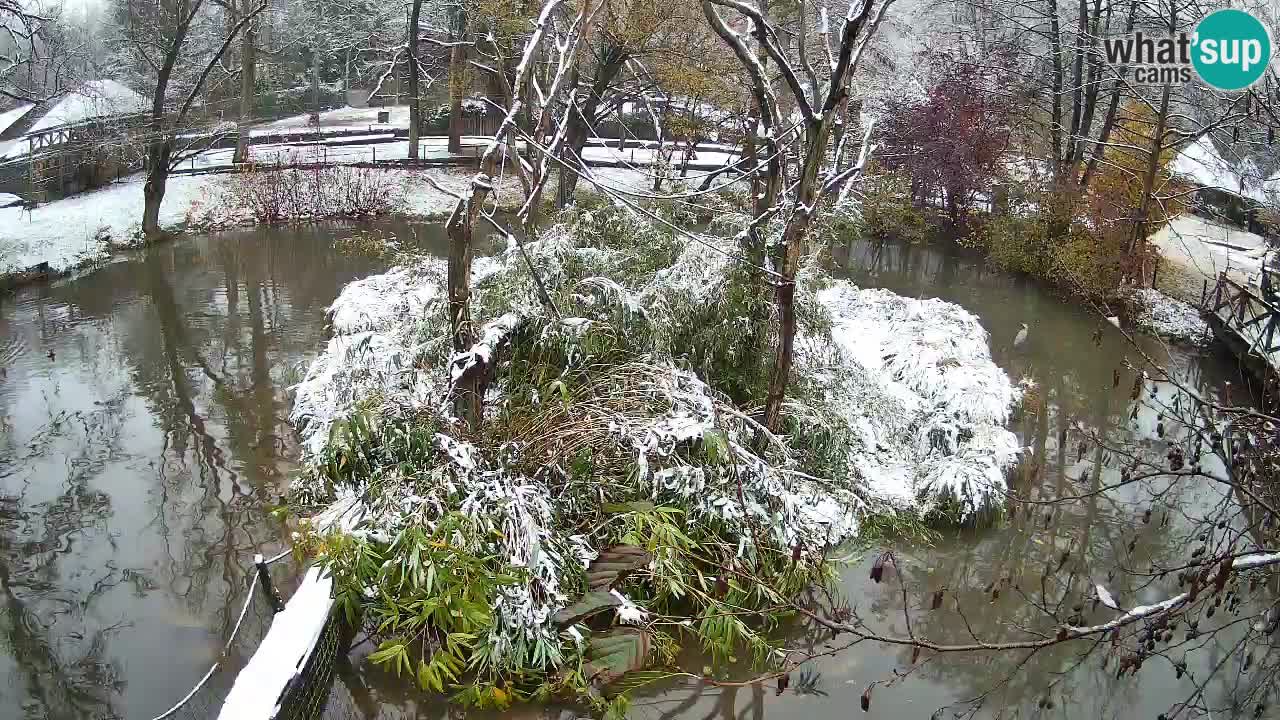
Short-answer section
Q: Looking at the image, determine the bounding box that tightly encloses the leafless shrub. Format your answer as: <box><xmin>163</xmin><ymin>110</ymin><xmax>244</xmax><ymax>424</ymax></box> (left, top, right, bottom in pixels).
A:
<box><xmin>223</xmin><ymin>164</ymin><xmax>405</xmax><ymax>224</ymax></box>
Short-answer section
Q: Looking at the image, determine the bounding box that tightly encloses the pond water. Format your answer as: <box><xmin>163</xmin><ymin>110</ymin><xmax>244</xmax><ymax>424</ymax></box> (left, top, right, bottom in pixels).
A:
<box><xmin>0</xmin><ymin>225</ymin><xmax>1265</xmax><ymax>719</ymax></box>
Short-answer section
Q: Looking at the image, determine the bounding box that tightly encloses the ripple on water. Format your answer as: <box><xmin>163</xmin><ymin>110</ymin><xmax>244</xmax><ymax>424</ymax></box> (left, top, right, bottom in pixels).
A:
<box><xmin>0</xmin><ymin>332</ymin><xmax>26</xmax><ymax>368</ymax></box>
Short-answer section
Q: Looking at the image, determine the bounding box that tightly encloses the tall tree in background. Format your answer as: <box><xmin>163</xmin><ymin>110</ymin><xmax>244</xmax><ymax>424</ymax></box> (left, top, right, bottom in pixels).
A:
<box><xmin>112</xmin><ymin>0</ymin><xmax>265</xmax><ymax>236</ymax></box>
<box><xmin>408</xmin><ymin>0</ymin><xmax>424</xmax><ymax>159</ymax></box>
<box><xmin>0</xmin><ymin>1</ymin><xmax>77</xmax><ymax>102</ymax></box>
<box><xmin>230</xmin><ymin>0</ymin><xmax>257</xmax><ymax>163</ymax></box>
<box><xmin>447</xmin><ymin>2</ymin><xmax>466</xmax><ymax>154</ymax></box>
<box><xmin>554</xmin><ymin>0</ymin><xmax>683</xmax><ymax>203</ymax></box>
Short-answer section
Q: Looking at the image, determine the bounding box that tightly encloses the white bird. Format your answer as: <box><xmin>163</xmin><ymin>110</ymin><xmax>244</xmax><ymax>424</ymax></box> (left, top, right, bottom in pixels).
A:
<box><xmin>1013</xmin><ymin>323</ymin><xmax>1028</xmax><ymax>348</ymax></box>
<box><xmin>1095</xmin><ymin>583</ymin><xmax>1120</xmax><ymax>611</ymax></box>
<box><xmin>1107</xmin><ymin>316</ymin><xmax>1121</xmax><ymax>328</ymax></box>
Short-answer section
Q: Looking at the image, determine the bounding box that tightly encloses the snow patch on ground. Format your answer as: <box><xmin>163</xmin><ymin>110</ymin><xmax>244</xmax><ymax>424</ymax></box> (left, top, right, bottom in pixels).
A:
<box><xmin>254</xmin><ymin>104</ymin><xmax>414</xmax><ymax>133</ymax></box>
<box><xmin>1149</xmin><ymin>213</ymin><xmax>1268</xmax><ymax>291</ymax></box>
<box><xmin>1131</xmin><ymin>287</ymin><xmax>1211</xmax><ymax>346</ymax></box>
<box><xmin>0</xmin><ymin>167</ymin><xmax>527</xmax><ymax>276</ymax></box>
<box><xmin>0</xmin><ymin>174</ymin><xmax>218</xmax><ymax>273</ymax></box>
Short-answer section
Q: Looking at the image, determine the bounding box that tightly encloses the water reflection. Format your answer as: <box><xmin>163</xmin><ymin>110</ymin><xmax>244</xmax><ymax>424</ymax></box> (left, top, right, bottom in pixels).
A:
<box><xmin>0</xmin><ymin>220</ymin><xmax>450</xmax><ymax>719</ymax></box>
<box><xmin>814</xmin><ymin>237</ymin><xmax>1267</xmax><ymax>720</ymax></box>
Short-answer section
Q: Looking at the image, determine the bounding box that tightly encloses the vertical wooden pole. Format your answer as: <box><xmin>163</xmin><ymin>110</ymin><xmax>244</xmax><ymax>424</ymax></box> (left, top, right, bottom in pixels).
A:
<box><xmin>255</xmin><ymin>553</ymin><xmax>285</xmax><ymax>613</ymax></box>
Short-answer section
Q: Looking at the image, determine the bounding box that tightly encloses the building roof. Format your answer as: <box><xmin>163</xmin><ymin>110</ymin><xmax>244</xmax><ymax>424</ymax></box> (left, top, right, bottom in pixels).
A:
<box><xmin>27</xmin><ymin>80</ymin><xmax>147</xmax><ymax>133</ymax></box>
<box><xmin>0</xmin><ymin>103</ymin><xmax>35</xmax><ymax>136</ymax></box>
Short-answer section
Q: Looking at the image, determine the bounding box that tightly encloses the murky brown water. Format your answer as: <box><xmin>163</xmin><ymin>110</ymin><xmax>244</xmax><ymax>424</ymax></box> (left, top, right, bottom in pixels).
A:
<box><xmin>0</xmin><ymin>220</ymin><xmax>455</xmax><ymax>719</ymax></box>
<box><xmin>0</xmin><ymin>227</ymin><xmax>1268</xmax><ymax>720</ymax></box>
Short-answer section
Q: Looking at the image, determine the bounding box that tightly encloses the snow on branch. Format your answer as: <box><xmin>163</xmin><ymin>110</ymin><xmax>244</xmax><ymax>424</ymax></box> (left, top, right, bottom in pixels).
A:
<box><xmin>811</xmin><ymin>549</ymin><xmax>1280</xmax><ymax>653</ymax></box>
<box><xmin>447</xmin><ymin>312</ymin><xmax>523</xmax><ymax>392</ymax></box>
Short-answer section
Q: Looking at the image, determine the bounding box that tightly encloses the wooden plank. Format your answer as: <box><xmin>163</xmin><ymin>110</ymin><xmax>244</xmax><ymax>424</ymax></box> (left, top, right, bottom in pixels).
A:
<box><xmin>1242</xmin><ymin>310</ymin><xmax>1272</xmax><ymax>328</ymax></box>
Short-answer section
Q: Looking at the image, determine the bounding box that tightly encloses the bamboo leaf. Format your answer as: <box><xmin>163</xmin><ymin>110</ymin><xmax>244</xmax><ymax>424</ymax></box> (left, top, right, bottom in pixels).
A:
<box><xmin>551</xmin><ymin>590</ymin><xmax>621</xmax><ymax>628</ymax></box>
<box><xmin>586</xmin><ymin>545</ymin><xmax>653</xmax><ymax>591</ymax></box>
<box><xmin>603</xmin><ymin>501</ymin><xmax>655</xmax><ymax>514</ymax></box>
<box><xmin>703</xmin><ymin>429</ymin><xmax>730</xmax><ymax>465</ymax></box>
<box><xmin>583</xmin><ymin>629</ymin><xmax>653</xmax><ymax>686</ymax></box>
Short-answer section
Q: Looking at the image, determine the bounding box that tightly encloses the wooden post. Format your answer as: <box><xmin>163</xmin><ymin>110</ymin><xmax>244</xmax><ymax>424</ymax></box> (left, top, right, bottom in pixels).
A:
<box><xmin>255</xmin><ymin>553</ymin><xmax>285</xmax><ymax>613</ymax></box>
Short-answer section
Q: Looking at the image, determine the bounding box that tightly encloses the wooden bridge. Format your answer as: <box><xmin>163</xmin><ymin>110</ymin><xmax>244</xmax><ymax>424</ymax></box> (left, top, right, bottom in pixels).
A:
<box><xmin>1204</xmin><ymin>273</ymin><xmax>1280</xmax><ymax>383</ymax></box>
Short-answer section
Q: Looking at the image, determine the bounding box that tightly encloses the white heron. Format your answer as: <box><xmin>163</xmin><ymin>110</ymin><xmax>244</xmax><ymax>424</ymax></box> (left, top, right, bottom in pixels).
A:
<box><xmin>1013</xmin><ymin>323</ymin><xmax>1028</xmax><ymax>348</ymax></box>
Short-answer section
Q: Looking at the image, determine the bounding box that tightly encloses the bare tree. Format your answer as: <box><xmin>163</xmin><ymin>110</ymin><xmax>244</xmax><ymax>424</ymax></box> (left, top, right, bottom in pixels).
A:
<box><xmin>1</xmin><ymin>1</ymin><xmax>78</xmax><ymax>103</ymax></box>
<box><xmin>699</xmin><ymin>0</ymin><xmax>893</xmax><ymax>440</ymax></box>
<box><xmin>427</xmin><ymin>0</ymin><xmax>603</xmax><ymax>424</ymax></box>
<box><xmin>228</xmin><ymin>0</ymin><xmax>257</xmax><ymax>163</ymax></box>
<box><xmin>111</xmin><ymin>0</ymin><xmax>266</xmax><ymax>236</ymax></box>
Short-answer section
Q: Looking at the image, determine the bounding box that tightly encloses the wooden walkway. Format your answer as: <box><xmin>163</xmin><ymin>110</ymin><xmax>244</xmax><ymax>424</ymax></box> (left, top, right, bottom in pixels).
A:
<box><xmin>1204</xmin><ymin>273</ymin><xmax>1280</xmax><ymax>380</ymax></box>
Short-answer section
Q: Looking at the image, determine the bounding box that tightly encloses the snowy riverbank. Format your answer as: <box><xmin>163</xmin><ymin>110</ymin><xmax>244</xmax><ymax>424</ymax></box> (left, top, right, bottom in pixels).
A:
<box><xmin>1130</xmin><ymin>287</ymin><xmax>1212</xmax><ymax>346</ymax></box>
<box><xmin>0</xmin><ymin>160</ymin><xmax>681</xmax><ymax>286</ymax></box>
<box><xmin>1148</xmin><ymin>213</ymin><xmax>1269</xmax><ymax>304</ymax></box>
<box><xmin>0</xmin><ymin>169</ymin><xmax>511</xmax><ymax>278</ymax></box>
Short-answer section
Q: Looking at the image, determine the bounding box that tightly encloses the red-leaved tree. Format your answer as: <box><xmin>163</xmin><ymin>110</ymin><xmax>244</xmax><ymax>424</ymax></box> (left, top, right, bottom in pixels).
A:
<box><xmin>879</xmin><ymin>57</ymin><xmax>1014</xmax><ymax>225</ymax></box>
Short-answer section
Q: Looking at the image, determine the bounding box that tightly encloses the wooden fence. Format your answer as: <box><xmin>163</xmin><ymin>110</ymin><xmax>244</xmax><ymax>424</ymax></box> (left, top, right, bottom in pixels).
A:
<box><xmin>1206</xmin><ymin>273</ymin><xmax>1280</xmax><ymax>359</ymax></box>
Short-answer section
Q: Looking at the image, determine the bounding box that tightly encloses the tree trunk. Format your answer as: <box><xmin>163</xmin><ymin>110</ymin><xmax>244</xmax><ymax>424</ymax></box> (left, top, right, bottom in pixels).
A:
<box><xmin>232</xmin><ymin>5</ymin><xmax>256</xmax><ymax>164</ymax></box>
<box><xmin>1127</xmin><ymin>1</ymin><xmax>1177</xmax><ymax>274</ymax></box>
<box><xmin>408</xmin><ymin>0</ymin><xmax>423</xmax><ymax>160</ymax></box>
<box><xmin>309</xmin><ymin>46</ymin><xmax>321</xmax><ymax>125</ymax></box>
<box><xmin>447</xmin><ymin>9</ymin><xmax>467</xmax><ymax>155</ymax></box>
<box><xmin>1047</xmin><ymin>0</ymin><xmax>1065</xmax><ymax>181</ymax></box>
<box><xmin>558</xmin><ymin>48</ymin><xmax>626</xmax><ymax>204</ymax></box>
<box><xmin>448</xmin><ymin>195</ymin><xmax>481</xmax><ymax>425</ymax></box>
<box><xmin>142</xmin><ymin>139</ymin><xmax>172</xmax><ymax>238</ymax></box>
<box><xmin>1128</xmin><ymin>83</ymin><xmax>1171</xmax><ymax>267</ymax></box>
<box><xmin>758</xmin><ymin>122</ymin><xmax>832</xmax><ymax>442</ymax></box>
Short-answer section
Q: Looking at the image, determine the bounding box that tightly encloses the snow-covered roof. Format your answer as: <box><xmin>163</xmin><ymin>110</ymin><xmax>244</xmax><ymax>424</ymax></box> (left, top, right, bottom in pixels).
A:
<box><xmin>1173</xmin><ymin>136</ymin><xmax>1278</xmax><ymax>203</ymax></box>
<box><xmin>27</xmin><ymin>80</ymin><xmax>146</xmax><ymax>133</ymax></box>
<box><xmin>0</xmin><ymin>103</ymin><xmax>34</xmax><ymax>136</ymax></box>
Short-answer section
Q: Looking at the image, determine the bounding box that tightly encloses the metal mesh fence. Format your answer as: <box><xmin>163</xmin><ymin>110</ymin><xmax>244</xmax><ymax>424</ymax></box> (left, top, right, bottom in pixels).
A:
<box><xmin>274</xmin><ymin>605</ymin><xmax>344</xmax><ymax>720</ymax></box>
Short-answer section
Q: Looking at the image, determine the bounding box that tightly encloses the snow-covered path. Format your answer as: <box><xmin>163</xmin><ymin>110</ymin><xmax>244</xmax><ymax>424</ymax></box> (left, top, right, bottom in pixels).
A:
<box><xmin>1148</xmin><ymin>213</ymin><xmax>1270</xmax><ymax>303</ymax></box>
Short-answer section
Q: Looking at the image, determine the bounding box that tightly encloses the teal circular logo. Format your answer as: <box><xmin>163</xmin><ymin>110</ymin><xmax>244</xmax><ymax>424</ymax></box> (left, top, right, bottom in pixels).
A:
<box><xmin>1192</xmin><ymin>9</ymin><xmax>1272</xmax><ymax>90</ymax></box>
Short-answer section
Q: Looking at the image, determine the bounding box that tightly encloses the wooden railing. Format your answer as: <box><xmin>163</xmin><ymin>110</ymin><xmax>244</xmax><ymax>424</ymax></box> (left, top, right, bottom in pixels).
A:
<box><xmin>1207</xmin><ymin>273</ymin><xmax>1280</xmax><ymax>357</ymax></box>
